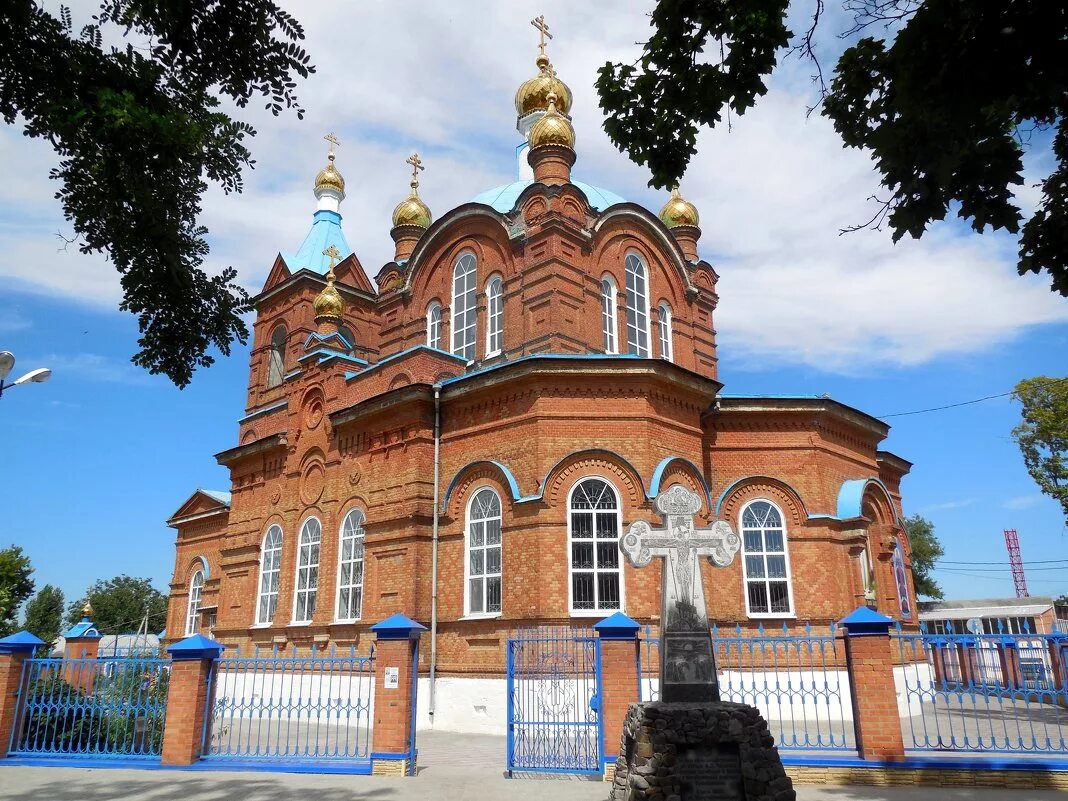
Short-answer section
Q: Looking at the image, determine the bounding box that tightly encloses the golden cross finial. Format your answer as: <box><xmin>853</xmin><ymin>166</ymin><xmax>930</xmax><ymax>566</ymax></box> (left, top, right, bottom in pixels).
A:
<box><xmin>531</xmin><ymin>15</ymin><xmax>552</xmax><ymax>57</ymax></box>
<box><xmin>324</xmin><ymin>132</ymin><xmax>340</xmax><ymax>161</ymax></box>
<box><xmin>406</xmin><ymin>153</ymin><xmax>425</xmax><ymax>192</ymax></box>
<box><xmin>323</xmin><ymin>244</ymin><xmax>341</xmax><ymax>272</ymax></box>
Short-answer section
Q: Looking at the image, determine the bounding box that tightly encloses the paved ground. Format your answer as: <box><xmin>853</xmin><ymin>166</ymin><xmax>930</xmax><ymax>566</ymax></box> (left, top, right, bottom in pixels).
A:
<box><xmin>1</xmin><ymin>733</ymin><xmax>1066</xmax><ymax>801</ymax></box>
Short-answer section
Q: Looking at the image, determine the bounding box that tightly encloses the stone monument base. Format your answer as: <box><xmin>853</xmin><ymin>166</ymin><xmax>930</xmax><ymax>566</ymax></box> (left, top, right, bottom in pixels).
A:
<box><xmin>609</xmin><ymin>702</ymin><xmax>795</xmax><ymax>801</ymax></box>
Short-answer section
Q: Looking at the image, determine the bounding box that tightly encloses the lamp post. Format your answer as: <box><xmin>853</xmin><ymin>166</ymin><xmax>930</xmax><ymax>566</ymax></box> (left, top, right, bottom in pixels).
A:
<box><xmin>0</xmin><ymin>351</ymin><xmax>51</xmax><ymax>399</ymax></box>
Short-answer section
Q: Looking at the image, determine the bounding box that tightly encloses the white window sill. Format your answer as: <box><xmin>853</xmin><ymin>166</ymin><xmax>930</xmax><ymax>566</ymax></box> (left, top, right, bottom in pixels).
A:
<box><xmin>287</xmin><ymin>621</ymin><xmax>313</xmax><ymax>627</ymax></box>
<box><xmin>460</xmin><ymin>613</ymin><xmax>502</xmax><ymax>621</ymax></box>
<box><xmin>249</xmin><ymin>623</ymin><xmax>275</xmax><ymax>629</ymax></box>
<box><xmin>745</xmin><ymin>613</ymin><xmax>797</xmax><ymax>620</ymax></box>
<box><xmin>570</xmin><ymin>610</ymin><xmax>623</xmax><ymax>618</ymax></box>
<box><xmin>332</xmin><ymin>619</ymin><xmax>361</xmax><ymax>625</ymax></box>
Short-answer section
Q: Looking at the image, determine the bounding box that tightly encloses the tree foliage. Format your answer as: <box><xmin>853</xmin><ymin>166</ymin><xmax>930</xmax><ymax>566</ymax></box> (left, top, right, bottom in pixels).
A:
<box><xmin>597</xmin><ymin>0</ymin><xmax>1068</xmax><ymax>295</ymax></box>
<box><xmin>23</xmin><ymin>584</ymin><xmax>65</xmax><ymax>647</ymax></box>
<box><xmin>0</xmin><ymin>1</ymin><xmax>315</xmax><ymax>386</ymax></box>
<box><xmin>67</xmin><ymin>575</ymin><xmax>168</xmax><ymax>634</ymax></box>
<box><xmin>904</xmin><ymin>514</ymin><xmax>943</xmax><ymax>599</ymax></box>
<box><xmin>1012</xmin><ymin>376</ymin><xmax>1068</xmax><ymax>523</ymax></box>
<box><xmin>0</xmin><ymin>545</ymin><xmax>36</xmax><ymax>637</ymax></box>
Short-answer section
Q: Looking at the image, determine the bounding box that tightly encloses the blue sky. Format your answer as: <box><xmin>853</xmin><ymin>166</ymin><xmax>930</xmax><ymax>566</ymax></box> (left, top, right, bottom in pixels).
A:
<box><xmin>1</xmin><ymin>1</ymin><xmax>1066</xmax><ymax>613</ymax></box>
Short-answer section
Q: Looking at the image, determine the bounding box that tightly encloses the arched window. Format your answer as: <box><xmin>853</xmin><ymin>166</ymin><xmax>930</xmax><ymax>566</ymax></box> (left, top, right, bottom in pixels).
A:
<box><xmin>465</xmin><ymin>488</ymin><xmax>502</xmax><ymax>615</ymax></box>
<box><xmin>293</xmin><ymin>517</ymin><xmax>321</xmax><ymax>623</ymax></box>
<box><xmin>426</xmin><ymin>302</ymin><xmax>443</xmax><ymax>350</ymax></box>
<box><xmin>267</xmin><ymin>326</ymin><xmax>287</xmax><ymax>388</ymax></box>
<box><xmin>624</xmin><ymin>253</ymin><xmax>650</xmax><ymax>356</ymax></box>
<box><xmin>337</xmin><ymin>509</ymin><xmax>366</xmax><ymax>621</ymax></box>
<box><xmin>451</xmin><ymin>252</ymin><xmax>477</xmax><ymax>360</ymax></box>
<box><xmin>601</xmin><ymin>277</ymin><xmax>618</xmax><ymax>354</ymax></box>
<box><xmin>486</xmin><ymin>276</ymin><xmax>503</xmax><ymax>357</ymax></box>
<box><xmin>255</xmin><ymin>525</ymin><xmax>282</xmax><ymax>625</ymax></box>
<box><xmin>892</xmin><ymin>540</ymin><xmax>912</xmax><ymax>619</ymax></box>
<box><xmin>568</xmin><ymin>478</ymin><xmax>623</xmax><ymax>614</ymax></box>
<box><xmin>740</xmin><ymin>500</ymin><xmax>794</xmax><ymax>616</ymax></box>
<box><xmin>658</xmin><ymin>303</ymin><xmax>673</xmax><ymax>361</ymax></box>
<box><xmin>185</xmin><ymin>569</ymin><xmax>204</xmax><ymax>636</ymax></box>
<box><xmin>338</xmin><ymin>326</ymin><xmax>355</xmax><ymax>354</ymax></box>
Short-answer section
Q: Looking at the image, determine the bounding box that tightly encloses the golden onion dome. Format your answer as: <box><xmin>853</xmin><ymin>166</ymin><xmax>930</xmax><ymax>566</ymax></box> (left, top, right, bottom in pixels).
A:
<box><xmin>658</xmin><ymin>186</ymin><xmax>700</xmax><ymax>229</ymax></box>
<box><xmin>515</xmin><ymin>54</ymin><xmax>573</xmax><ymax>117</ymax></box>
<box><xmin>313</xmin><ymin>270</ymin><xmax>344</xmax><ymax>321</ymax></box>
<box><xmin>392</xmin><ymin>190</ymin><xmax>432</xmax><ymax>229</ymax></box>
<box><xmin>528</xmin><ymin>92</ymin><xmax>575</xmax><ymax>150</ymax></box>
<box><xmin>314</xmin><ymin>153</ymin><xmax>345</xmax><ymax>195</ymax></box>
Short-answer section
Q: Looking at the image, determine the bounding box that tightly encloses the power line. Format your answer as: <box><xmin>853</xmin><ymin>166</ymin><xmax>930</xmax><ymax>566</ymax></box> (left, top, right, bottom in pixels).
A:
<box><xmin>935</xmin><ymin>566</ymin><xmax>1068</xmax><ymax>573</ymax></box>
<box><xmin>877</xmin><ymin>391</ymin><xmax>1013</xmax><ymax>419</ymax></box>
<box><xmin>935</xmin><ymin>559</ymin><xmax>1068</xmax><ymax>566</ymax></box>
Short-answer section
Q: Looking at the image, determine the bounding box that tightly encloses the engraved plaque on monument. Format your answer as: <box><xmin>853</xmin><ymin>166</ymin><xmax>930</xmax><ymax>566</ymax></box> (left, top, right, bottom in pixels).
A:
<box><xmin>675</xmin><ymin>744</ymin><xmax>745</xmax><ymax>801</ymax></box>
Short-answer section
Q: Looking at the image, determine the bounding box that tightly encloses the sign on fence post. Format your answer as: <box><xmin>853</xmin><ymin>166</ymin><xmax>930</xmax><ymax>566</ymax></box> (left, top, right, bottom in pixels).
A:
<box><xmin>370</xmin><ymin>613</ymin><xmax>426</xmax><ymax>777</ymax></box>
<box><xmin>162</xmin><ymin>633</ymin><xmax>225</xmax><ymax>766</ymax></box>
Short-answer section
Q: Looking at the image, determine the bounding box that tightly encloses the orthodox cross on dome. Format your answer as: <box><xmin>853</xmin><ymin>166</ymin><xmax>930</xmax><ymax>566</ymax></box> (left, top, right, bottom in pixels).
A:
<box><xmin>406</xmin><ymin>152</ymin><xmax>424</xmax><ymax>191</ymax></box>
<box><xmin>619</xmin><ymin>485</ymin><xmax>741</xmax><ymax>703</ymax></box>
<box><xmin>324</xmin><ymin>132</ymin><xmax>340</xmax><ymax>160</ymax></box>
<box><xmin>323</xmin><ymin>244</ymin><xmax>342</xmax><ymax>272</ymax></box>
<box><xmin>531</xmin><ymin>15</ymin><xmax>552</xmax><ymax>57</ymax></box>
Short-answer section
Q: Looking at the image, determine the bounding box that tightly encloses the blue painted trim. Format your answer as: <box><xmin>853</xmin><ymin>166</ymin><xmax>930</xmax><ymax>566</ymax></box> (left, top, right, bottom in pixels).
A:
<box><xmin>344</xmin><ymin>344</ymin><xmax>468</xmax><ymax>383</ymax></box>
<box><xmin>595</xmin><ymin>637</ymin><xmax>606</xmax><ymax>773</ymax></box>
<box><xmin>439</xmin><ymin>352</ymin><xmax>645</xmax><ymax>389</ymax></box>
<box><xmin>518</xmin><ymin>448</ymin><xmax>648</xmax><ymax>507</ymax></box>
<box><xmin>238</xmin><ymin>400</ymin><xmax>287</xmax><ymax>424</ymax></box>
<box><xmin>371</xmin><ymin>751</ymin><xmax>410</xmax><ymax>760</ymax></box>
<box><xmin>298</xmin><ymin>348</ymin><xmax>368</xmax><ymax>367</ymax></box>
<box><xmin>63</xmin><ymin>619</ymin><xmax>101</xmax><ymax>639</ymax></box>
<box><xmin>407</xmin><ymin>639</ymin><xmax>420</xmax><ymax>775</ymax></box>
<box><xmin>303</xmin><ymin>330</ymin><xmax>354</xmax><ymax>351</ymax></box>
<box><xmin>193</xmin><ymin>554</ymin><xmax>210</xmax><ymax>580</ymax></box>
<box><xmin>648</xmin><ymin>456</ymin><xmax>712</xmax><ymax>509</ymax></box>
<box><xmin>594</xmin><ymin>612</ymin><xmax>640</xmax><ymax>640</ymax></box>
<box><xmin>168</xmin><ymin>633</ymin><xmax>225</xmax><ymax>661</ymax></box>
<box><xmin>0</xmin><ymin>630</ymin><xmax>46</xmax><ymax>654</ymax></box>
<box><xmin>780</xmin><ymin>754</ymin><xmax>1068</xmax><ymax>772</ymax></box>
<box><xmin>836</xmin><ymin>477</ymin><xmax>895</xmax><ymax>521</ymax></box>
<box><xmin>441</xmin><ymin>459</ymin><xmax>523</xmax><ymax>512</ymax></box>
<box><xmin>714</xmin><ymin>475</ymin><xmax>806</xmax><ymax>518</ymax></box>
<box><xmin>371</xmin><ymin>613</ymin><xmax>426</xmax><ymax>640</ymax></box>
<box><xmin>505</xmin><ymin>640</ymin><xmax>516</xmax><ymax>775</ymax></box>
<box><xmin>840</xmin><ymin>606</ymin><xmax>894</xmax><ymax>636</ymax></box>
<box><xmin>0</xmin><ymin>757</ymin><xmax>372</xmax><ymax>775</ymax></box>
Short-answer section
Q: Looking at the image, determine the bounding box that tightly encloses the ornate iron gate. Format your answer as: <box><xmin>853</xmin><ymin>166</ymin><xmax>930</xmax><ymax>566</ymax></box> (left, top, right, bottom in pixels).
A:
<box><xmin>506</xmin><ymin>626</ymin><xmax>601</xmax><ymax>775</ymax></box>
<box><xmin>203</xmin><ymin>646</ymin><xmax>374</xmax><ymax>771</ymax></box>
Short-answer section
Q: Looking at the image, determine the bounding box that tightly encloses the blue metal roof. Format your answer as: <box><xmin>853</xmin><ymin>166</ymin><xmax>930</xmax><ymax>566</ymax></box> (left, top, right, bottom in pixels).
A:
<box><xmin>281</xmin><ymin>210</ymin><xmax>353</xmax><ymax>275</ymax></box>
<box><xmin>201</xmin><ymin>489</ymin><xmax>232</xmax><ymax>507</ymax></box>
<box><xmin>471</xmin><ymin>179</ymin><xmax>626</xmax><ymax>213</ymax></box>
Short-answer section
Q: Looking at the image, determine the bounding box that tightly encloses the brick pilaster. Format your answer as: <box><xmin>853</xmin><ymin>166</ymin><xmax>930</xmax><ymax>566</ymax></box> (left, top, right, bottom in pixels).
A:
<box><xmin>841</xmin><ymin>607</ymin><xmax>905</xmax><ymax>761</ymax></box>
<box><xmin>370</xmin><ymin>613</ymin><xmax>426</xmax><ymax>777</ymax></box>
<box><xmin>594</xmin><ymin>612</ymin><xmax>641</xmax><ymax>781</ymax></box>
<box><xmin>161</xmin><ymin>634</ymin><xmax>224</xmax><ymax>766</ymax></box>
<box><xmin>0</xmin><ymin>632</ymin><xmax>45</xmax><ymax>758</ymax></box>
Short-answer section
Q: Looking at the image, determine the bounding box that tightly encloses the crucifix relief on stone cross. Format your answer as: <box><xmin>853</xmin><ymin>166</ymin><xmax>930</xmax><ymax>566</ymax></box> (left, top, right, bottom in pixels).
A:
<box><xmin>620</xmin><ymin>485</ymin><xmax>741</xmax><ymax>703</ymax></box>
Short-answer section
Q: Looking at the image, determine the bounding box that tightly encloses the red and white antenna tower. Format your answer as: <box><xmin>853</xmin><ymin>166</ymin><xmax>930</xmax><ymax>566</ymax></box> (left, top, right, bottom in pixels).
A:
<box><xmin>1004</xmin><ymin>528</ymin><xmax>1029</xmax><ymax>598</ymax></box>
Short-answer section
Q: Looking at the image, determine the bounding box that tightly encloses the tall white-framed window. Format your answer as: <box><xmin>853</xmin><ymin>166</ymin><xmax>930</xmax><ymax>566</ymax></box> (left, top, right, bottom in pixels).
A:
<box><xmin>255</xmin><ymin>525</ymin><xmax>283</xmax><ymax>624</ymax></box>
<box><xmin>267</xmin><ymin>325</ymin><xmax>286</xmax><ymax>388</ymax></box>
<box><xmin>601</xmin><ymin>276</ymin><xmax>618</xmax><ymax>354</ymax></box>
<box><xmin>892</xmin><ymin>540</ymin><xmax>912</xmax><ymax>619</ymax></box>
<box><xmin>292</xmin><ymin>517</ymin><xmax>321</xmax><ymax>623</ymax></box>
<box><xmin>465</xmin><ymin>488</ymin><xmax>502</xmax><ymax>615</ymax></box>
<box><xmin>657</xmin><ymin>302</ymin><xmax>673</xmax><ymax>361</ymax></box>
<box><xmin>336</xmin><ymin>509</ymin><xmax>366</xmax><ymax>621</ymax></box>
<box><xmin>624</xmin><ymin>253</ymin><xmax>650</xmax><ymax>356</ymax></box>
<box><xmin>426</xmin><ymin>302</ymin><xmax>443</xmax><ymax>350</ymax></box>
<box><xmin>568</xmin><ymin>478</ymin><xmax>623</xmax><ymax>614</ymax></box>
<box><xmin>486</xmin><ymin>276</ymin><xmax>504</xmax><ymax>357</ymax></box>
<box><xmin>740</xmin><ymin>500</ymin><xmax>794</xmax><ymax>616</ymax></box>
<box><xmin>451</xmin><ymin>252</ymin><xmax>477</xmax><ymax>360</ymax></box>
<box><xmin>185</xmin><ymin>569</ymin><xmax>204</xmax><ymax>636</ymax></box>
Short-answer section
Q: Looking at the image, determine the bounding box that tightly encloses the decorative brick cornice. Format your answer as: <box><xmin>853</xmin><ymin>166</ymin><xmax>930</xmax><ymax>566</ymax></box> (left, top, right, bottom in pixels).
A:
<box><xmin>216</xmin><ymin>433</ymin><xmax>287</xmax><ymax>467</ymax></box>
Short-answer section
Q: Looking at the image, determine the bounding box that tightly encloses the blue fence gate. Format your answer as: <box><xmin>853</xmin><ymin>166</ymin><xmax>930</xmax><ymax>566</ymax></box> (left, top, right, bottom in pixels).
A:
<box><xmin>204</xmin><ymin>645</ymin><xmax>375</xmax><ymax>771</ymax></box>
<box><xmin>506</xmin><ymin>626</ymin><xmax>601</xmax><ymax>775</ymax></box>
<box><xmin>8</xmin><ymin>655</ymin><xmax>170</xmax><ymax>761</ymax></box>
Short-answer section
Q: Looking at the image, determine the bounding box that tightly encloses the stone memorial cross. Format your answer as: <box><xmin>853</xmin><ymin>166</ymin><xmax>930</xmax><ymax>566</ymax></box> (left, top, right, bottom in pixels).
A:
<box><xmin>619</xmin><ymin>485</ymin><xmax>741</xmax><ymax>703</ymax></box>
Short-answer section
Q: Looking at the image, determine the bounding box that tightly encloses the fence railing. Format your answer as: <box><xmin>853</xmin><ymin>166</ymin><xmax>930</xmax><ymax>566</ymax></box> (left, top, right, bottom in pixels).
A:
<box><xmin>893</xmin><ymin>630</ymin><xmax>1068</xmax><ymax>754</ymax></box>
<box><xmin>639</xmin><ymin>624</ymin><xmax>855</xmax><ymax>753</ymax></box>
<box><xmin>204</xmin><ymin>645</ymin><xmax>374</xmax><ymax>763</ymax></box>
<box><xmin>8</xmin><ymin>656</ymin><xmax>170</xmax><ymax>760</ymax></box>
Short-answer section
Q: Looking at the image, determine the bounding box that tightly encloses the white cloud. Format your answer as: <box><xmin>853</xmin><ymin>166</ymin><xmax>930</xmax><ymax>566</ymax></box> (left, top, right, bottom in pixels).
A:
<box><xmin>1</xmin><ymin>1</ymin><xmax>1065</xmax><ymax>373</ymax></box>
<box><xmin>921</xmin><ymin>498</ymin><xmax>977</xmax><ymax>513</ymax></box>
<box><xmin>32</xmin><ymin>353</ymin><xmax>154</xmax><ymax>386</ymax></box>
<box><xmin>0</xmin><ymin>308</ymin><xmax>32</xmax><ymax>334</ymax></box>
<box><xmin>1003</xmin><ymin>494</ymin><xmax>1046</xmax><ymax>510</ymax></box>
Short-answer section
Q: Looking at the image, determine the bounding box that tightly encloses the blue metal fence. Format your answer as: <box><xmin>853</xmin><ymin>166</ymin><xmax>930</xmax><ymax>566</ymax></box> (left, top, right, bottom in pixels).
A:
<box><xmin>204</xmin><ymin>645</ymin><xmax>374</xmax><ymax>768</ymax></box>
<box><xmin>8</xmin><ymin>656</ymin><xmax>170</xmax><ymax>760</ymax></box>
<box><xmin>506</xmin><ymin>626</ymin><xmax>601</xmax><ymax>775</ymax></box>
<box><xmin>639</xmin><ymin>624</ymin><xmax>854</xmax><ymax>752</ymax></box>
<box><xmin>894</xmin><ymin>628</ymin><xmax>1068</xmax><ymax>754</ymax></box>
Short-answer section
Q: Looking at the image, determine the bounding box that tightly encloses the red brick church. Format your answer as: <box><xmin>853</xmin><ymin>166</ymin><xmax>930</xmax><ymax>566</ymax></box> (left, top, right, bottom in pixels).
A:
<box><xmin>164</xmin><ymin>33</ymin><xmax>917</xmax><ymax>681</ymax></box>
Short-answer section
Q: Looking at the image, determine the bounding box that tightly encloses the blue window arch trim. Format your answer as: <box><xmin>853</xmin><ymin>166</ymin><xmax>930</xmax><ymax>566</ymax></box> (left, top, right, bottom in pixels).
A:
<box><xmin>714</xmin><ymin>475</ymin><xmax>808</xmax><ymax>519</ymax></box>
<box><xmin>193</xmin><ymin>555</ymin><xmax>210</xmax><ymax>580</ymax></box>
<box><xmin>836</xmin><ymin>478</ymin><xmax>897</xmax><ymax>522</ymax></box>
<box><xmin>442</xmin><ymin>460</ymin><xmax>524</xmax><ymax>513</ymax></box>
<box><xmin>648</xmin><ymin>457</ymin><xmax>712</xmax><ymax>511</ymax></box>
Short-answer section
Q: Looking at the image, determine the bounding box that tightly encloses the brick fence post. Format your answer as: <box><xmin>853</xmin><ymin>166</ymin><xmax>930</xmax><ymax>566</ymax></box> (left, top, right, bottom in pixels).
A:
<box><xmin>840</xmin><ymin>607</ymin><xmax>905</xmax><ymax>761</ymax></box>
<box><xmin>370</xmin><ymin>613</ymin><xmax>426</xmax><ymax>777</ymax></box>
<box><xmin>0</xmin><ymin>631</ymin><xmax>46</xmax><ymax>758</ymax></box>
<box><xmin>161</xmin><ymin>633</ymin><xmax>224</xmax><ymax>766</ymax></box>
<box><xmin>594</xmin><ymin>612</ymin><xmax>641</xmax><ymax>782</ymax></box>
<box><xmin>62</xmin><ymin>609</ymin><xmax>101</xmax><ymax>694</ymax></box>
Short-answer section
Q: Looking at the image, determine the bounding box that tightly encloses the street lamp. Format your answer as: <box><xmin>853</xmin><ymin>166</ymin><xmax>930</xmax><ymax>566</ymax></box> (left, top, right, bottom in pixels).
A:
<box><xmin>0</xmin><ymin>352</ymin><xmax>52</xmax><ymax>399</ymax></box>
